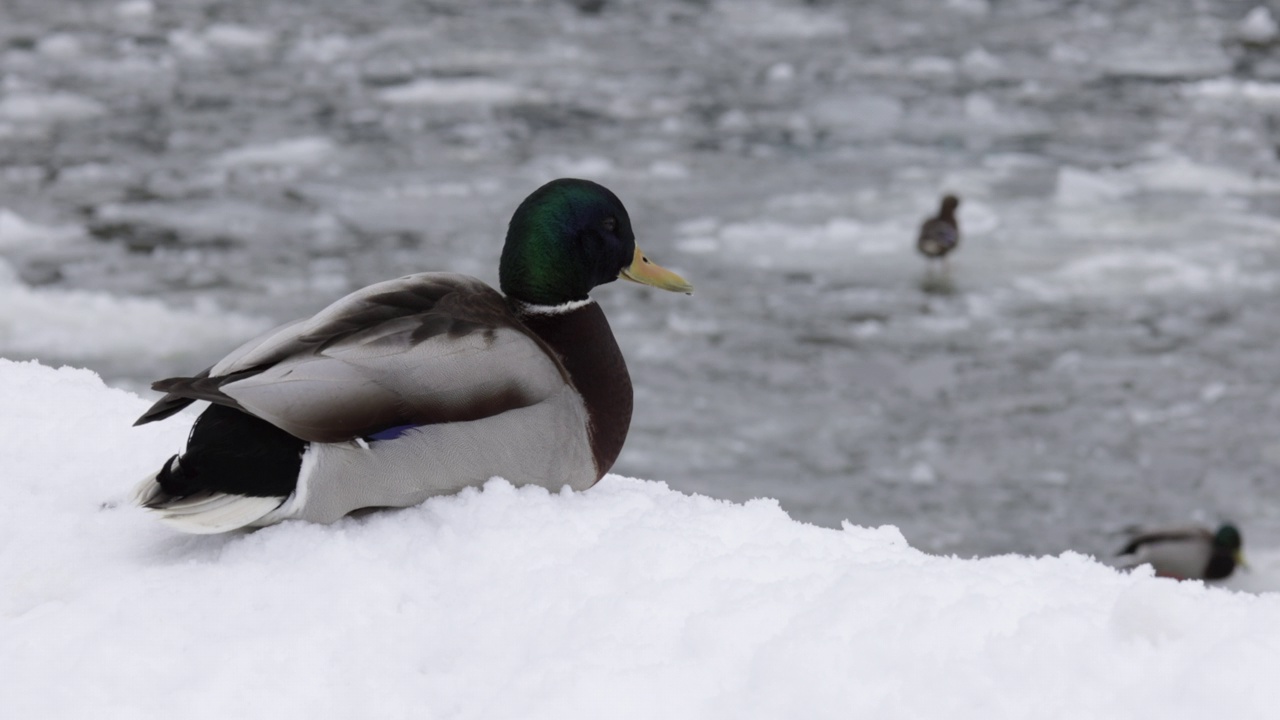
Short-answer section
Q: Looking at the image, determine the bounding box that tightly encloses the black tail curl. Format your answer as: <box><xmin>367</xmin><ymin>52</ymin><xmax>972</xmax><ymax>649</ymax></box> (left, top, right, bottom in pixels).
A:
<box><xmin>155</xmin><ymin>405</ymin><xmax>306</xmax><ymax>499</ymax></box>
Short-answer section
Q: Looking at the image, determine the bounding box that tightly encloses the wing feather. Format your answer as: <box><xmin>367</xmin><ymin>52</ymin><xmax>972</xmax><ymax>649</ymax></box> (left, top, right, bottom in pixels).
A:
<box><xmin>135</xmin><ymin>273</ymin><xmax>570</xmax><ymax>443</ymax></box>
<box><xmin>1117</xmin><ymin>527</ymin><xmax>1211</xmax><ymax>556</ymax></box>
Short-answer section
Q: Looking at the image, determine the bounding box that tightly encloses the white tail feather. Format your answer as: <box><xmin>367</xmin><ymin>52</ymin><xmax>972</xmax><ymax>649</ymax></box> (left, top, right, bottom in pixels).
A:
<box><xmin>131</xmin><ymin>470</ymin><xmax>285</xmax><ymax>534</ymax></box>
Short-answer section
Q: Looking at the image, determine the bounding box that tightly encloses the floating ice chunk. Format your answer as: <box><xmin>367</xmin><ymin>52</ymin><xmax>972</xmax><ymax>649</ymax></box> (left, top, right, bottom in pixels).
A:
<box><xmin>115</xmin><ymin>0</ymin><xmax>154</xmax><ymax>18</ymax></box>
<box><xmin>212</xmin><ymin>137</ymin><xmax>337</xmax><ymax>169</ymax></box>
<box><xmin>766</xmin><ymin>62</ymin><xmax>795</xmax><ymax>83</ymax></box>
<box><xmin>666</xmin><ymin>312</ymin><xmax>720</xmax><ymax>337</ymax></box>
<box><xmin>1055</xmin><ymin>167</ymin><xmax>1136</xmax><ymax>206</ymax></box>
<box><xmin>682</xmin><ymin>213</ymin><xmax>909</xmax><ymax>269</ymax></box>
<box><xmin>716</xmin><ymin>108</ymin><xmax>751</xmax><ymax>132</ymax></box>
<box><xmin>676</xmin><ymin>237</ymin><xmax>719</xmax><ymax>254</ymax></box>
<box><xmin>1128</xmin><ymin>157</ymin><xmax>1276</xmax><ymax>196</ymax></box>
<box><xmin>716</xmin><ymin>1</ymin><xmax>849</xmax><ymax>39</ymax></box>
<box><xmin>204</xmin><ymin>24</ymin><xmax>276</xmax><ymax>51</ymax></box>
<box><xmin>1050</xmin><ymin>42</ymin><xmax>1090</xmax><ymax>65</ymax></box>
<box><xmin>675</xmin><ymin>217</ymin><xmax>720</xmax><ymax>254</ymax></box>
<box><xmin>1200</xmin><ymin>382</ymin><xmax>1227</xmax><ymax>404</ymax></box>
<box><xmin>1239</xmin><ymin>6</ymin><xmax>1278</xmax><ymax>45</ymax></box>
<box><xmin>36</xmin><ymin>33</ymin><xmax>82</xmax><ymax>59</ymax></box>
<box><xmin>0</xmin><ymin>92</ymin><xmax>104</xmax><ymax>123</ymax></box>
<box><xmin>676</xmin><ymin>217</ymin><xmax>720</xmax><ymax>237</ymax></box>
<box><xmin>765</xmin><ymin>191</ymin><xmax>845</xmax><ymax>212</ymax></box>
<box><xmin>290</xmin><ymin>34</ymin><xmax>352</xmax><ymax>63</ymax></box>
<box><xmin>810</xmin><ymin>94</ymin><xmax>903</xmax><ymax>139</ymax></box>
<box><xmin>0</xmin><ymin>260</ymin><xmax>269</xmax><ymax>363</ymax></box>
<box><xmin>378</xmin><ymin>78</ymin><xmax>541</xmax><ymax>105</ymax></box>
<box><xmin>1183</xmin><ymin>78</ymin><xmax>1280</xmax><ymax>105</ymax></box>
<box><xmin>1053</xmin><ymin>251</ymin><xmax>1218</xmax><ymax>295</ymax></box>
<box><xmin>909</xmin><ymin>461</ymin><xmax>937</xmax><ymax>484</ymax></box>
<box><xmin>1052</xmin><ymin>351</ymin><xmax>1082</xmax><ymax>371</ymax></box>
<box><xmin>91</xmin><ymin>199</ymin><xmax>311</xmax><ymax>249</ymax></box>
<box><xmin>169</xmin><ymin>24</ymin><xmax>275</xmax><ymax>56</ymax></box>
<box><xmin>164</xmin><ymin>29</ymin><xmax>202</xmax><ymax>57</ymax></box>
<box><xmin>648</xmin><ymin>160</ymin><xmax>689</xmax><ymax>179</ymax></box>
<box><xmin>851</xmin><ymin>319</ymin><xmax>883</xmax><ymax>338</ymax></box>
<box><xmin>1038</xmin><ymin>470</ymin><xmax>1069</xmax><ymax>486</ymax></box>
<box><xmin>908</xmin><ymin>56</ymin><xmax>956</xmax><ymax>77</ymax></box>
<box><xmin>529</xmin><ymin>155</ymin><xmax>615</xmax><ymax>178</ymax></box>
<box><xmin>0</xmin><ymin>209</ymin><xmax>83</xmax><ymax>249</ymax></box>
<box><xmin>956</xmin><ymin>199</ymin><xmax>1001</xmax><ymax>235</ymax></box>
<box><xmin>964</xmin><ymin>93</ymin><xmax>1000</xmax><ymax>121</ymax></box>
<box><xmin>946</xmin><ymin>0</ymin><xmax>990</xmax><ymax>15</ymax></box>
<box><xmin>961</xmin><ymin>47</ymin><xmax>1005</xmax><ymax>79</ymax></box>
<box><xmin>1100</xmin><ymin>45</ymin><xmax>1232</xmax><ymax>79</ymax></box>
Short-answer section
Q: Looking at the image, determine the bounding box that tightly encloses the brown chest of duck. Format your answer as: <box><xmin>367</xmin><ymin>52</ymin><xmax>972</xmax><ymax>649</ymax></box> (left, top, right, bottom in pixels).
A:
<box><xmin>131</xmin><ymin>178</ymin><xmax>693</xmax><ymax>534</ymax></box>
<box><xmin>917</xmin><ymin>195</ymin><xmax>961</xmax><ymax>261</ymax></box>
<box><xmin>500</xmin><ymin>180</ymin><xmax>694</xmax><ymax>480</ymax></box>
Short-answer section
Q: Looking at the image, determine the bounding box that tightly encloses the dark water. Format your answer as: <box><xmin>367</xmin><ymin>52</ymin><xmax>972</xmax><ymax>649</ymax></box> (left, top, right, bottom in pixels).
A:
<box><xmin>4</xmin><ymin>0</ymin><xmax>1280</xmax><ymax>557</ymax></box>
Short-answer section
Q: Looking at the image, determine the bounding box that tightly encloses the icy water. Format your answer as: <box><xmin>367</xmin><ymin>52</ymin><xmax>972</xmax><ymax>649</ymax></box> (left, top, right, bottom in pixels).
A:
<box><xmin>4</xmin><ymin>0</ymin><xmax>1280</xmax><ymax>557</ymax></box>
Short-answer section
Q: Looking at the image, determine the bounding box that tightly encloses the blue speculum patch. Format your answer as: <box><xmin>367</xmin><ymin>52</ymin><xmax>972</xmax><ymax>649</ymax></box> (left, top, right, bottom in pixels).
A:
<box><xmin>367</xmin><ymin>424</ymin><xmax>418</xmax><ymax>441</ymax></box>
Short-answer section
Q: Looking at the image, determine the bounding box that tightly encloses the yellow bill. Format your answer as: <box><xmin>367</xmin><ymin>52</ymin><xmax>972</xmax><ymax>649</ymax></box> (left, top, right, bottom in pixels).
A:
<box><xmin>619</xmin><ymin>246</ymin><xmax>694</xmax><ymax>294</ymax></box>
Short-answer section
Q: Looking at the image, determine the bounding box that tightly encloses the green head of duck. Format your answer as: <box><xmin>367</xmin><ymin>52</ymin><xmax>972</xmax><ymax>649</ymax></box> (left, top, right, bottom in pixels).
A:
<box><xmin>500</xmin><ymin>178</ymin><xmax>692</xmax><ymax>306</ymax></box>
<box><xmin>1215</xmin><ymin>523</ymin><xmax>1246</xmax><ymax>570</ymax></box>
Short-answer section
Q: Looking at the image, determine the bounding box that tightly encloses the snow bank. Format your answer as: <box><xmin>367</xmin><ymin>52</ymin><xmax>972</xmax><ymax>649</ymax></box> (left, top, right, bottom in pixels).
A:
<box><xmin>3</xmin><ymin>359</ymin><xmax>1279</xmax><ymax>719</ymax></box>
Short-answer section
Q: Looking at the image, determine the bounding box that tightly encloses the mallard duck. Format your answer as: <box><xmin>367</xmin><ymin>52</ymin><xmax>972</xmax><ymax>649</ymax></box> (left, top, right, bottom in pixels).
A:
<box><xmin>1116</xmin><ymin>523</ymin><xmax>1246</xmax><ymax>581</ymax></box>
<box><xmin>131</xmin><ymin>178</ymin><xmax>693</xmax><ymax>533</ymax></box>
<box><xmin>916</xmin><ymin>195</ymin><xmax>960</xmax><ymax>263</ymax></box>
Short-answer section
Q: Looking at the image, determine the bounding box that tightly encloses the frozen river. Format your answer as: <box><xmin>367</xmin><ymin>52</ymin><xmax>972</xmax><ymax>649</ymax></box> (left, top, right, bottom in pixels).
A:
<box><xmin>4</xmin><ymin>0</ymin><xmax>1280</xmax><ymax>558</ymax></box>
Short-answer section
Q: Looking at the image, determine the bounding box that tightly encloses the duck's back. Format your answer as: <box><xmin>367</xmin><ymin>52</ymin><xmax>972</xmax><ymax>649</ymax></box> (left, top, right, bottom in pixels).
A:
<box><xmin>140</xmin><ymin>273</ymin><xmax>569</xmax><ymax>442</ymax></box>
<box><xmin>1118</xmin><ymin>529</ymin><xmax>1213</xmax><ymax>579</ymax></box>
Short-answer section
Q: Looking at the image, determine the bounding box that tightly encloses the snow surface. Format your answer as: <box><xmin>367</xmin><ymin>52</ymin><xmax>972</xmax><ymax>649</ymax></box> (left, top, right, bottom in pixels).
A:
<box><xmin>3</xmin><ymin>358</ymin><xmax>1279</xmax><ymax>719</ymax></box>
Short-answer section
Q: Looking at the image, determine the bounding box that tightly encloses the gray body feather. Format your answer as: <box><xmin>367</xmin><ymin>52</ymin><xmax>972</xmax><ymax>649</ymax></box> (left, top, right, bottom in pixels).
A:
<box><xmin>1116</xmin><ymin>527</ymin><xmax>1214</xmax><ymax>579</ymax></box>
<box><xmin>258</xmin><ymin>385</ymin><xmax>594</xmax><ymax>526</ymax></box>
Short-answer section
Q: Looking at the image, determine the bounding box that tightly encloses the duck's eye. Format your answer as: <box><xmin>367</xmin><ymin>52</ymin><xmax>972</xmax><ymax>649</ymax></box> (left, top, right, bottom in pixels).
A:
<box><xmin>602</xmin><ymin>216</ymin><xmax>617</xmax><ymax>232</ymax></box>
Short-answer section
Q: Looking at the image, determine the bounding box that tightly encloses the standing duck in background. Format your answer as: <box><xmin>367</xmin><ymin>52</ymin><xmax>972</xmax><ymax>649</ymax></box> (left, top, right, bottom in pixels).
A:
<box><xmin>1116</xmin><ymin>523</ymin><xmax>1246</xmax><ymax>581</ymax></box>
<box><xmin>131</xmin><ymin>178</ymin><xmax>693</xmax><ymax>534</ymax></box>
<box><xmin>916</xmin><ymin>194</ymin><xmax>961</xmax><ymax>270</ymax></box>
